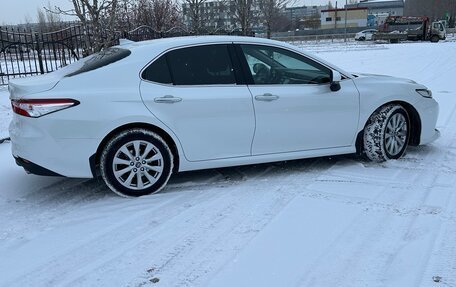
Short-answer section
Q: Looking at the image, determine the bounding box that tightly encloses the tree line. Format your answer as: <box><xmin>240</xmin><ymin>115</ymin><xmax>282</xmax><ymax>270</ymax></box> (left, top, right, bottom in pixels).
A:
<box><xmin>34</xmin><ymin>0</ymin><xmax>297</xmax><ymax>53</ymax></box>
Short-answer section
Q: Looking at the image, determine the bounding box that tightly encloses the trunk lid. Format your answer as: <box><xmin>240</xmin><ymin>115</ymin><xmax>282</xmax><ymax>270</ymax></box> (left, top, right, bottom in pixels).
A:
<box><xmin>8</xmin><ymin>72</ymin><xmax>63</xmax><ymax>99</ymax></box>
<box><xmin>8</xmin><ymin>54</ymin><xmax>90</xmax><ymax>99</ymax></box>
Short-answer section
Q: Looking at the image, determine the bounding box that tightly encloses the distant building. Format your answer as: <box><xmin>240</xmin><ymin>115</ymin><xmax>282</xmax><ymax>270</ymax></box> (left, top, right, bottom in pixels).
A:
<box><xmin>283</xmin><ymin>5</ymin><xmax>326</xmax><ymax>23</ymax></box>
<box><xmin>282</xmin><ymin>5</ymin><xmax>328</xmax><ymax>30</ymax></box>
<box><xmin>182</xmin><ymin>0</ymin><xmax>261</xmax><ymax>31</ymax></box>
<box><xmin>320</xmin><ymin>7</ymin><xmax>368</xmax><ymax>29</ymax></box>
<box><xmin>346</xmin><ymin>0</ymin><xmax>404</xmax><ymax>16</ymax></box>
<box><xmin>404</xmin><ymin>0</ymin><xmax>455</xmax><ymax>26</ymax></box>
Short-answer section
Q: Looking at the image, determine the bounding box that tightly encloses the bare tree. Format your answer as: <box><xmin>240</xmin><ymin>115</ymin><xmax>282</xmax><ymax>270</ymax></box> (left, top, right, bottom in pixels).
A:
<box><xmin>272</xmin><ymin>13</ymin><xmax>291</xmax><ymax>31</ymax></box>
<box><xmin>116</xmin><ymin>0</ymin><xmax>135</xmax><ymax>32</ymax></box>
<box><xmin>301</xmin><ymin>11</ymin><xmax>321</xmax><ymax>30</ymax></box>
<box><xmin>134</xmin><ymin>0</ymin><xmax>152</xmax><ymax>27</ymax></box>
<box><xmin>184</xmin><ymin>0</ymin><xmax>207</xmax><ymax>32</ymax></box>
<box><xmin>150</xmin><ymin>0</ymin><xmax>181</xmax><ymax>31</ymax></box>
<box><xmin>37</xmin><ymin>9</ymin><xmax>48</xmax><ymax>31</ymax></box>
<box><xmin>257</xmin><ymin>0</ymin><xmax>290</xmax><ymax>38</ymax></box>
<box><xmin>133</xmin><ymin>0</ymin><xmax>180</xmax><ymax>30</ymax></box>
<box><xmin>24</xmin><ymin>14</ymin><xmax>34</xmax><ymax>30</ymax></box>
<box><xmin>233</xmin><ymin>0</ymin><xmax>256</xmax><ymax>35</ymax></box>
<box><xmin>38</xmin><ymin>1</ymin><xmax>63</xmax><ymax>32</ymax></box>
<box><xmin>48</xmin><ymin>0</ymin><xmax>119</xmax><ymax>54</ymax></box>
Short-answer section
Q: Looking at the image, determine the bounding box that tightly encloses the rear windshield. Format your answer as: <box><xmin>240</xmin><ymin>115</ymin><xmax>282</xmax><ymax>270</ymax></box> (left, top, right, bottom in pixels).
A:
<box><xmin>66</xmin><ymin>47</ymin><xmax>131</xmax><ymax>77</ymax></box>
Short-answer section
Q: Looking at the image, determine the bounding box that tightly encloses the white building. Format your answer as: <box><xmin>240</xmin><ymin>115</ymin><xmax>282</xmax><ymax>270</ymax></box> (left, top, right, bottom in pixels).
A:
<box><xmin>346</xmin><ymin>0</ymin><xmax>405</xmax><ymax>16</ymax></box>
<box><xmin>320</xmin><ymin>7</ymin><xmax>368</xmax><ymax>29</ymax></box>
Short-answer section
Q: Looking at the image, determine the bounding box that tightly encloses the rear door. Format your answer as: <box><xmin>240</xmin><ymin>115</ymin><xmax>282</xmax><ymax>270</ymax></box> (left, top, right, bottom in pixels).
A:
<box><xmin>140</xmin><ymin>44</ymin><xmax>255</xmax><ymax>162</ymax></box>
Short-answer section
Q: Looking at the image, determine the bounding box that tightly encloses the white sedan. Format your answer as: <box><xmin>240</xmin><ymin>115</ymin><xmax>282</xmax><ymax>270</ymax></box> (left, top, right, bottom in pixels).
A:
<box><xmin>8</xmin><ymin>36</ymin><xmax>439</xmax><ymax>197</ymax></box>
<box><xmin>355</xmin><ymin>29</ymin><xmax>378</xmax><ymax>41</ymax></box>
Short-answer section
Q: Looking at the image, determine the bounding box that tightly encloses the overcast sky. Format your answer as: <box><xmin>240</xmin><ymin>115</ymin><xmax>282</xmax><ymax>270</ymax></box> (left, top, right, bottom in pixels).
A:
<box><xmin>0</xmin><ymin>0</ymin><xmax>331</xmax><ymax>25</ymax></box>
<box><xmin>0</xmin><ymin>0</ymin><xmax>74</xmax><ymax>25</ymax></box>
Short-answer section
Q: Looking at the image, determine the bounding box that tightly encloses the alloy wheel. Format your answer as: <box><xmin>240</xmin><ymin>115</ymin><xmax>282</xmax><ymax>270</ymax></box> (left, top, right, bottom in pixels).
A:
<box><xmin>112</xmin><ymin>140</ymin><xmax>164</xmax><ymax>190</ymax></box>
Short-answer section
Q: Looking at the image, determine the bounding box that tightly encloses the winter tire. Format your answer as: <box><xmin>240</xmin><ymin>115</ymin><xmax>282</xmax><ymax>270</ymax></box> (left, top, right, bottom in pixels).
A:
<box><xmin>363</xmin><ymin>104</ymin><xmax>410</xmax><ymax>162</ymax></box>
<box><xmin>430</xmin><ymin>35</ymin><xmax>440</xmax><ymax>43</ymax></box>
<box><xmin>100</xmin><ymin>128</ymin><xmax>173</xmax><ymax>197</ymax></box>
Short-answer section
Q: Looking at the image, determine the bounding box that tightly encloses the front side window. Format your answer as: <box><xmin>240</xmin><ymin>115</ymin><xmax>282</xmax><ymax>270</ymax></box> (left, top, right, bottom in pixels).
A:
<box><xmin>240</xmin><ymin>45</ymin><xmax>331</xmax><ymax>85</ymax></box>
<box><xmin>433</xmin><ymin>23</ymin><xmax>444</xmax><ymax>31</ymax></box>
<box><xmin>167</xmin><ymin>45</ymin><xmax>235</xmax><ymax>85</ymax></box>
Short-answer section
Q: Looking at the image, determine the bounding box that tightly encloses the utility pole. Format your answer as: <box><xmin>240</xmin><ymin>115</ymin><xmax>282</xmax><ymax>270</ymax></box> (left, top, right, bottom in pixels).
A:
<box><xmin>344</xmin><ymin>0</ymin><xmax>348</xmax><ymax>42</ymax></box>
<box><xmin>335</xmin><ymin>1</ymin><xmax>338</xmax><ymax>29</ymax></box>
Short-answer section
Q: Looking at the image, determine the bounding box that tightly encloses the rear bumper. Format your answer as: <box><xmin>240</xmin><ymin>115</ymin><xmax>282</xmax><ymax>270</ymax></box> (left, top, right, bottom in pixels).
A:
<box><xmin>14</xmin><ymin>156</ymin><xmax>63</xmax><ymax>177</ymax></box>
<box><xmin>9</xmin><ymin>114</ymin><xmax>99</xmax><ymax>178</ymax></box>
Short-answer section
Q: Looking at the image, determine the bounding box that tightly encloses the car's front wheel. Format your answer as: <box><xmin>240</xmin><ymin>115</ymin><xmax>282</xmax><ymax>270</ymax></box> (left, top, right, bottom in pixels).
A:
<box><xmin>430</xmin><ymin>35</ymin><xmax>440</xmax><ymax>43</ymax></box>
<box><xmin>363</xmin><ymin>104</ymin><xmax>410</xmax><ymax>162</ymax></box>
<box><xmin>100</xmin><ymin>129</ymin><xmax>173</xmax><ymax>197</ymax></box>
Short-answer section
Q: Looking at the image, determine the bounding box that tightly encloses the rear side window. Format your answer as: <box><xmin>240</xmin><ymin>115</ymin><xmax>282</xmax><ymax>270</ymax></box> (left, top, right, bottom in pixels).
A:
<box><xmin>167</xmin><ymin>45</ymin><xmax>235</xmax><ymax>85</ymax></box>
<box><xmin>66</xmin><ymin>48</ymin><xmax>131</xmax><ymax>77</ymax></box>
<box><xmin>142</xmin><ymin>55</ymin><xmax>172</xmax><ymax>84</ymax></box>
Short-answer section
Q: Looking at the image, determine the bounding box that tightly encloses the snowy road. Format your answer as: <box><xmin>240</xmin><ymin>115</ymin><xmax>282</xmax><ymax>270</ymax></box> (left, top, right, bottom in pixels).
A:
<box><xmin>1</xmin><ymin>41</ymin><xmax>456</xmax><ymax>287</ymax></box>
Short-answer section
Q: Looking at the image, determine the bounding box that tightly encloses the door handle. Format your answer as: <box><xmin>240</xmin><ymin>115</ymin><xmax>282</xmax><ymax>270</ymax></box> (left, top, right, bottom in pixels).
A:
<box><xmin>255</xmin><ymin>93</ymin><xmax>279</xmax><ymax>102</ymax></box>
<box><xmin>154</xmin><ymin>95</ymin><xmax>182</xmax><ymax>104</ymax></box>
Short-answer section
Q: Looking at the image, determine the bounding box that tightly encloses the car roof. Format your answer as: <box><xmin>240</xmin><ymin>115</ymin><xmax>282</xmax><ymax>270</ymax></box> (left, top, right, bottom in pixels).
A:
<box><xmin>117</xmin><ymin>35</ymin><xmax>352</xmax><ymax>78</ymax></box>
<box><xmin>120</xmin><ymin>35</ymin><xmax>295</xmax><ymax>52</ymax></box>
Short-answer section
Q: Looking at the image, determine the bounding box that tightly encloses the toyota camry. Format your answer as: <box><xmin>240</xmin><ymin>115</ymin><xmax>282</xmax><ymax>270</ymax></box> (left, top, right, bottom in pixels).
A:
<box><xmin>8</xmin><ymin>36</ymin><xmax>440</xmax><ymax>197</ymax></box>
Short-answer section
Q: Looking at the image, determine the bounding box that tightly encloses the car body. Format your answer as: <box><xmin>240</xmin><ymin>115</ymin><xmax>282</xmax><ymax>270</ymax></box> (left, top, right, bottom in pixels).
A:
<box><xmin>8</xmin><ymin>36</ymin><xmax>440</xmax><ymax>196</ymax></box>
<box><xmin>355</xmin><ymin>29</ymin><xmax>378</xmax><ymax>41</ymax></box>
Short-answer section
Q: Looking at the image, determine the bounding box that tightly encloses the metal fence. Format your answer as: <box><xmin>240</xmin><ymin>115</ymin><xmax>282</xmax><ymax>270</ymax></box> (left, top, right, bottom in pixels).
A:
<box><xmin>0</xmin><ymin>25</ymin><xmax>93</xmax><ymax>85</ymax></box>
<box><xmin>272</xmin><ymin>33</ymin><xmax>357</xmax><ymax>44</ymax></box>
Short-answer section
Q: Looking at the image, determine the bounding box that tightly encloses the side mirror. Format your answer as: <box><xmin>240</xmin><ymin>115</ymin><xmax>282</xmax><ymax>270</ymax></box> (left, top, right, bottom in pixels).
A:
<box><xmin>330</xmin><ymin>70</ymin><xmax>342</xmax><ymax>92</ymax></box>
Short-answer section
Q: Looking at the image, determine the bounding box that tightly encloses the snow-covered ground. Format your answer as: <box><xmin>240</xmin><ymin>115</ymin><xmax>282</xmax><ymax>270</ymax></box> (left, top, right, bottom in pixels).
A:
<box><xmin>1</xmin><ymin>41</ymin><xmax>456</xmax><ymax>287</ymax></box>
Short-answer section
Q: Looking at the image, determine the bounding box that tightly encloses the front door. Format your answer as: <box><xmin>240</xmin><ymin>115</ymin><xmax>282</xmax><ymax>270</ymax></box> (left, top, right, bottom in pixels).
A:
<box><xmin>237</xmin><ymin>44</ymin><xmax>360</xmax><ymax>155</ymax></box>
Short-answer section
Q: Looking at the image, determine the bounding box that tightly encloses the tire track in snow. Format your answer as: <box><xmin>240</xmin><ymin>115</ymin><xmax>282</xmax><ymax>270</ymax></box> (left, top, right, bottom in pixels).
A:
<box><xmin>414</xmin><ymin>97</ymin><xmax>456</xmax><ymax>287</ymax></box>
<box><xmin>1</xmin><ymin>188</ymin><xmax>214</xmax><ymax>286</ymax></box>
<box><xmin>81</xmin><ymin>161</ymin><xmax>334</xmax><ymax>286</ymax></box>
<box><xmin>295</xmin><ymin>97</ymin><xmax>456</xmax><ymax>287</ymax></box>
<box><xmin>1</xmin><ymin>189</ymin><xmax>218</xmax><ymax>287</ymax></box>
<box><xmin>296</xmin><ymin>170</ymin><xmax>445</xmax><ymax>286</ymax></box>
<box><xmin>0</xmin><ymin>178</ymin><xmax>109</xmax><ymax>243</ymax></box>
<box><xmin>4</xmin><ymin>158</ymin><xmax>334</xmax><ymax>287</ymax></box>
<box><xmin>142</xmin><ymin>160</ymin><xmax>335</xmax><ymax>287</ymax></box>
<box><xmin>65</xmin><ymin>159</ymin><xmax>332</xmax><ymax>287</ymax></box>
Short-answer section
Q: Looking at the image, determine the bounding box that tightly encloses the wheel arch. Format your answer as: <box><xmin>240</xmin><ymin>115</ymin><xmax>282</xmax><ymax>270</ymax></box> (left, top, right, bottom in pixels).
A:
<box><xmin>90</xmin><ymin>123</ymin><xmax>180</xmax><ymax>177</ymax></box>
<box><xmin>355</xmin><ymin>100</ymin><xmax>422</xmax><ymax>154</ymax></box>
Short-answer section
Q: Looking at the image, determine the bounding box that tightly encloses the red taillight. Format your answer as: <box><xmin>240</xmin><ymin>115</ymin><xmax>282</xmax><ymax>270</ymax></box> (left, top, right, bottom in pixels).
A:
<box><xmin>11</xmin><ymin>99</ymin><xmax>80</xmax><ymax>118</ymax></box>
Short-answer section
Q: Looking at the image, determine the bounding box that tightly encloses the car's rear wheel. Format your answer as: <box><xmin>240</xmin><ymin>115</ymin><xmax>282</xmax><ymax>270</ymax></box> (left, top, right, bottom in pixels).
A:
<box><xmin>100</xmin><ymin>129</ymin><xmax>173</xmax><ymax>197</ymax></box>
<box><xmin>363</xmin><ymin>104</ymin><xmax>409</xmax><ymax>162</ymax></box>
